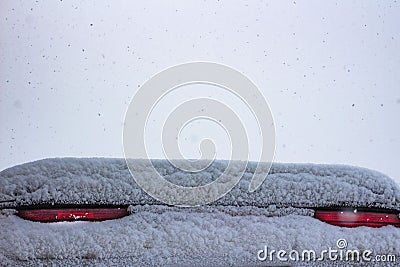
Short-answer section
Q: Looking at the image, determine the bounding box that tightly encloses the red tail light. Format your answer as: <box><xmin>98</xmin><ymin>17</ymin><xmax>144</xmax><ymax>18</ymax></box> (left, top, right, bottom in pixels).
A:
<box><xmin>17</xmin><ymin>207</ymin><xmax>128</xmax><ymax>222</ymax></box>
<box><xmin>315</xmin><ymin>209</ymin><xmax>400</xmax><ymax>228</ymax></box>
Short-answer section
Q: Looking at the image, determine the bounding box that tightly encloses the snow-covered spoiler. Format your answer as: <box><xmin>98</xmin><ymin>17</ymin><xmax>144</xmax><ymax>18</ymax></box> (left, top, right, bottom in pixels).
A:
<box><xmin>0</xmin><ymin>158</ymin><xmax>399</xmax><ymax>211</ymax></box>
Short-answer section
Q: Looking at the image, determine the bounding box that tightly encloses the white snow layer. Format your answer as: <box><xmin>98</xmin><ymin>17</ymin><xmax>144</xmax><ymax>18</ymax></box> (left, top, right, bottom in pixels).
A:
<box><xmin>1</xmin><ymin>158</ymin><xmax>400</xmax><ymax>266</ymax></box>
<box><xmin>0</xmin><ymin>158</ymin><xmax>399</xmax><ymax>209</ymax></box>
<box><xmin>1</xmin><ymin>205</ymin><xmax>400</xmax><ymax>266</ymax></box>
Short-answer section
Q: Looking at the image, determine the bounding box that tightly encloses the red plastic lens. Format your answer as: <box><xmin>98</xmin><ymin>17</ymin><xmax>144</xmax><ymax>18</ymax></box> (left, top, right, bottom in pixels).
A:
<box><xmin>18</xmin><ymin>207</ymin><xmax>128</xmax><ymax>222</ymax></box>
<box><xmin>315</xmin><ymin>209</ymin><xmax>400</xmax><ymax>228</ymax></box>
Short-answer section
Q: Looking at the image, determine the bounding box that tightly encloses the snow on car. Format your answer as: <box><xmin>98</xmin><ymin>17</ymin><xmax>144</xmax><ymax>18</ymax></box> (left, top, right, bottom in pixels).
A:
<box><xmin>1</xmin><ymin>158</ymin><xmax>400</xmax><ymax>266</ymax></box>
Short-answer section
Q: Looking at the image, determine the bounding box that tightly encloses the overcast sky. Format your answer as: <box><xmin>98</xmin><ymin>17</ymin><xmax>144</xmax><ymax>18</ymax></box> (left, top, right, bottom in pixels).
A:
<box><xmin>1</xmin><ymin>1</ymin><xmax>399</xmax><ymax>183</ymax></box>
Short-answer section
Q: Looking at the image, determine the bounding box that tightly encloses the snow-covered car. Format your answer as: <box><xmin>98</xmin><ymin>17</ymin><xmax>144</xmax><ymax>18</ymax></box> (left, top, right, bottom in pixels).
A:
<box><xmin>1</xmin><ymin>158</ymin><xmax>400</xmax><ymax>266</ymax></box>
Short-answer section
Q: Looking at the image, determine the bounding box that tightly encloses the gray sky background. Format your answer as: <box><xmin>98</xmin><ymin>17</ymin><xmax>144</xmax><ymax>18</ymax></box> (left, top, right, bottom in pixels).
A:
<box><xmin>1</xmin><ymin>1</ymin><xmax>400</xmax><ymax>183</ymax></box>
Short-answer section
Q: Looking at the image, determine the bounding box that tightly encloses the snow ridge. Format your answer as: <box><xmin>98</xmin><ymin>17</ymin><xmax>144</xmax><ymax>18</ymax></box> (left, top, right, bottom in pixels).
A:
<box><xmin>0</xmin><ymin>158</ymin><xmax>399</xmax><ymax>210</ymax></box>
